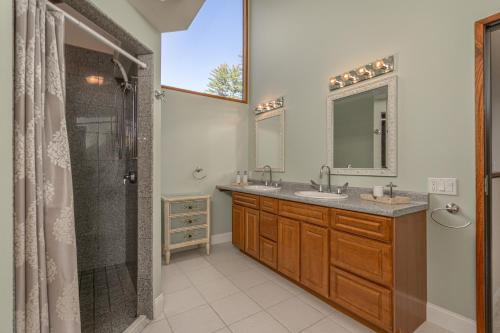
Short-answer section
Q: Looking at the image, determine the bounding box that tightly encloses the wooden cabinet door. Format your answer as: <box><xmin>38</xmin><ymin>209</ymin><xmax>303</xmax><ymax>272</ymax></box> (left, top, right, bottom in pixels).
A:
<box><xmin>244</xmin><ymin>208</ymin><xmax>260</xmax><ymax>258</ymax></box>
<box><xmin>232</xmin><ymin>205</ymin><xmax>245</xmax><ymax>250</ymax></box>
<box><xmin>300</xmin><ymin>223</ymin><xmax>329</xmax><ymax>296</ymax></box>
<box><xmin>259</xmin><ymin>237</ymin><xmax>277</xmax><ymax>269</ymax></box>
<box><xmin>277</xmin><ymin>217</ymin><xmax>300</xmax><ymax>281</ymax></box>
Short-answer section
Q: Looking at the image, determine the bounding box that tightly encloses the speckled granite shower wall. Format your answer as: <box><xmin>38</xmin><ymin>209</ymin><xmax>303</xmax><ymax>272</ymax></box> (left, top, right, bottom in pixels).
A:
<box><xmin>65</xmin><ymin>45</ymin><xmax>138</xmax><ymax>272</ymax></box>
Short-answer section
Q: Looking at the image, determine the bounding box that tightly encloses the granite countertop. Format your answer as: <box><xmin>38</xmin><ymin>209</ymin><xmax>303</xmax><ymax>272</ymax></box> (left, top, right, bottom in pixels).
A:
<box><xmin>217</xmin><ymin>181</ymin><xmax>428</xmax><ymax>217</ymax></box>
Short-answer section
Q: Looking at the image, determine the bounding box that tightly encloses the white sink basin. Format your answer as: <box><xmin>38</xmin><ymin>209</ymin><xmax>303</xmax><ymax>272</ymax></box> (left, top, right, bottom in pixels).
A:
<box><xmin>294</xmin><ymin>191</ymin><xmax>348</xmax><ymax>200</ymax></box>
<box><xmin>244</xmin><ymin>185</ymin><xmax>281</xmax><ymax>192</ymax></box>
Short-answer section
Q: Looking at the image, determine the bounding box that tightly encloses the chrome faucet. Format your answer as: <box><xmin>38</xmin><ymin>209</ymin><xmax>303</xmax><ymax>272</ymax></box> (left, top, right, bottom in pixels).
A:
<box><xmin>336</xmin><ymin>182</ymin><xmax>349</xmax><ymax>194</ymax></box>
<box><xmin>263</xmin><ymin>165</ymin><xmax>273</xmax><ymax>186</ymax></box>
<box><xmin>319</xmin><ymin>165</ymin><xmax>331</xmax><ymax>192</ymax></box>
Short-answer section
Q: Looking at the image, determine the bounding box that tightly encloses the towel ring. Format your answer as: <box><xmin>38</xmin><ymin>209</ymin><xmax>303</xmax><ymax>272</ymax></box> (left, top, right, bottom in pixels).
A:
<box><xmin>430</xmin><ymin>203</ymin><xmax>471</xmax><ymax>229</ymax></box>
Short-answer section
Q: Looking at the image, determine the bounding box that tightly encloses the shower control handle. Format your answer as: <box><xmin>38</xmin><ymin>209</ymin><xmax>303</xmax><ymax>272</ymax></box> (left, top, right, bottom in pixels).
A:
<box><xmin>123</xmin><ymin>171</ymin><xmax>137</xmax><ymax>184</ymax></box>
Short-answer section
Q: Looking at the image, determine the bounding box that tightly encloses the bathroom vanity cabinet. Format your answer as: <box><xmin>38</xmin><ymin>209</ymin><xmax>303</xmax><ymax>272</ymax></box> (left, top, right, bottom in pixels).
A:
<box><xmin>230</xmin><ymin>191</ymin><xmax>426</xmax><ymax>333</ymax></box>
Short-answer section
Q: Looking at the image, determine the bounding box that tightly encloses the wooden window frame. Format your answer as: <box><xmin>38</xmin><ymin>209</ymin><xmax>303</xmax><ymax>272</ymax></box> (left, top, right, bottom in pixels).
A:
<box><xmin>476</xmin><ymin>12</ymin><xmax>500</xmax><ymax>333</ymax></box>
<box><xmin>161</xmin><ymin>0</ymin><xmax>249</xmax><ymax>104</ymax></box>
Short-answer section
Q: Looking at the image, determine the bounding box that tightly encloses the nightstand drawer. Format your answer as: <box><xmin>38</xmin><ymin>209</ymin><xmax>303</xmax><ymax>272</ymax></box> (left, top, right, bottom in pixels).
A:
<box><xmin>171</xmin><ymin>228</ymin><xmax>207</xmax><ymax>245</ymax></box>
<box><xmin>171</xmin><ymin>214</ymin><xmax>207</xmax><ymax>230</ymax></box>
<box><xmin>170</xmin><ymin>199</ymin><xmax>207</xmax><ymax>215</ymax></box>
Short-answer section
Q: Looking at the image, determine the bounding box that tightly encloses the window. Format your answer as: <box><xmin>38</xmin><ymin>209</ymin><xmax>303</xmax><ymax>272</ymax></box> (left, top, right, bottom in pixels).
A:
<box><xmin>161</xmin><ymin>0</ymin><xmax>248</xmax><ymax>103</ymax></box>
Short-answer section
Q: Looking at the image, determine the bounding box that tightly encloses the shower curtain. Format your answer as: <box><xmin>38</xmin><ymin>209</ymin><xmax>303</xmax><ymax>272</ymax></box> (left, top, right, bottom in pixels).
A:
<box><xmin>14</xmin><ymin>0</ymin><xmax>81</xmax><ymax>332</ymax></box>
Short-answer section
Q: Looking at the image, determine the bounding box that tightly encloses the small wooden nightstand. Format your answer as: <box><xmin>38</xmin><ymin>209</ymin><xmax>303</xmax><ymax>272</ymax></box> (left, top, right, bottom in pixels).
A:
<box><xmin>162</xmin><ymin>194</ymin><xmax>211</xmax><ymax>264</ymax></box>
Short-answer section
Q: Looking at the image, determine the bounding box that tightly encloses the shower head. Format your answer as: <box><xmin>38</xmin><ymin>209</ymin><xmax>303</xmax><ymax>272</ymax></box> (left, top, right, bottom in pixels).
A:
<box><xmin>111</xmin><ymin>57</ymin><xmax>131</xmax><ymax>91</ymax></box>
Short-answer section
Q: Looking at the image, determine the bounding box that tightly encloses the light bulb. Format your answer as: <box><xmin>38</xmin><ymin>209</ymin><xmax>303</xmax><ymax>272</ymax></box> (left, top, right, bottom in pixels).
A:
<box><xmin>374</xmin><ymin>60</ymin><xmax>387</xmax><ymax>70</ymax></box>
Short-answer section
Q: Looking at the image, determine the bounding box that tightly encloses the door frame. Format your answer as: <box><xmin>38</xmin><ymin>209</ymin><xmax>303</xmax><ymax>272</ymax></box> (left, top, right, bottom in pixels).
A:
<box><xmin>476</xmin><ymin>12</ymin><xmax>500</xmax><ymax>333</ymax></box>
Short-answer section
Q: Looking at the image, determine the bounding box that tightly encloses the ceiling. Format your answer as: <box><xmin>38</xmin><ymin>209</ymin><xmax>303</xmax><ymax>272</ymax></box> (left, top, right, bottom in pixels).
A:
<box><xmin>127</xmin><ymin>0</ymin><xmax>205</xmax><ymax>33</ymax></box>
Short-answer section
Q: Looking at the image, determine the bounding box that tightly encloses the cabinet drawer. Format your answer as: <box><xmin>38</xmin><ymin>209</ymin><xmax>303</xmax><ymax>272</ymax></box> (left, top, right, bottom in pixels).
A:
<box><xmin>331</xmin><ymin>209</ymin><xmax>392</xmax><ymax>242</ymax></box>
<box><xmin>259</xmin><ymin>237</ymin><xmax>277</xmax><ymax>269</ymax></box>
<box><xmin>260</xmin><ymin>211</ymin><xmax>277</xmax><ymax>241</ymax></box>
<box><xmin>170</xmin><ymin>200</ymin><xmax>207</xmax><ymax>215</ymax></box>
<box><xmin>171</xmin><ymin>214</ymin><xmax>207</xmax><ymax>230</ymax></box>
<box><xmin>330</xmin><ymin>267</ymin><xmax>392</xmax><ymax>332</ymax></box>
<box><xmin>279</xmin><ymin>200</ymin><xmax>328</xmax><ymax>227</ymax></box>
<box><xmin>331</xmin><ymin>230</ymin><xmax>393</xmax><ymax>286</ymax></box>
<box><xmin>260</xmin><ymin>196</ymin><xmax>278</xmax><ymax>214</ymax></box>
<box><xmin>171</xmin><ymin>228</ymin><xmax>207</xmax><ymax>245</ymax></box>
<box><xmin>233</xmin><ymin>192</ymin><xmax>260</xmax><ymax>209</ymax></box>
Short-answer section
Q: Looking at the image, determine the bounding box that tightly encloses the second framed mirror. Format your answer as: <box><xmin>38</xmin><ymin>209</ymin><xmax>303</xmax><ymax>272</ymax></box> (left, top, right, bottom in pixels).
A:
<box><xmin>327</xmin><ymin>74</ymin><xmax>397</xmax><ymax>176</ymax></box>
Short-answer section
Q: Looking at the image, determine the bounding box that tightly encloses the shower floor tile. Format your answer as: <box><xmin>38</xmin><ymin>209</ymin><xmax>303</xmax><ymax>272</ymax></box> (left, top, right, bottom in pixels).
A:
<box><xmin>79</xmin><ymin>263</ymin><xmax>137</xmax><ymax>333</ymax></box>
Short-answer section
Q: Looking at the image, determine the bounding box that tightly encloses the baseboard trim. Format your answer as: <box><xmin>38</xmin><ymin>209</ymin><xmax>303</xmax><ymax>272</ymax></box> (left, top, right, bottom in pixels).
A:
<box><xmin>153</xmin><ymin>293</ymin><xmax>164</xmax><ymax>320</ymax></box>
<box><xmin>123</xmin><ymin>315</ymin><xmax>149</xmax><ymax>333</ymax></box>
<box><xmin>212</xmin><ymin>232</ymin><xmax>232</xmax><ymax>245</ymax></box>
<box><xmin>427</xmin><ymin>303</ymin><xmax>476</xmax><ymax>333</ymax></box>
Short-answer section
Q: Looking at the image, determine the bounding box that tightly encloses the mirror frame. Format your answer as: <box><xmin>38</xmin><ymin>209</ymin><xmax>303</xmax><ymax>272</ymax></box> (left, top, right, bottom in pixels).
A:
<box><xmin>327</xmin><ymin>74</ymin><xmax>397</xmax><ymax>176</ymax></box>
<box><xmin>255</xmin><ymin>108</ymin><xmax>285</xmax><ymax>172</ymax></box>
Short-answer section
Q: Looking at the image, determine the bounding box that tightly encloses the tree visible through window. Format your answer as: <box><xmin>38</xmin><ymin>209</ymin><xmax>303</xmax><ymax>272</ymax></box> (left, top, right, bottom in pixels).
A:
<box><xmin>161</xmin><ymin>0</ymin><xmax>247</xmax><ymax>102</ymax></box>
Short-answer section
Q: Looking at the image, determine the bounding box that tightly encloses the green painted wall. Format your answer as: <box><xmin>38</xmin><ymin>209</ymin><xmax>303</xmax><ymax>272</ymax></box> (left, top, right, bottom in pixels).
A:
<box><xmin>161</xmin><ymin>90</ymin><xmax>249</xmax><ymax>236</ymax></box>
<box><xmin>249</xmin><ymin>0</ymin><xmax>500</xmax><ymax>319</ymax></box>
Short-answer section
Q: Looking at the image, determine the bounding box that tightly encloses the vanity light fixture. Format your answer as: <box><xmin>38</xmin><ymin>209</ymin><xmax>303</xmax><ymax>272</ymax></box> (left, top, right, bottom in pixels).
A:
<box><xmin>255</xmin><ymin>96</ymin><xmax>284</xmax><ymax>114</ymax></box>
<box><xmin>329</xmin><ymin>55</ymin><xmax>394</xmax><ymax>91</ymax></box>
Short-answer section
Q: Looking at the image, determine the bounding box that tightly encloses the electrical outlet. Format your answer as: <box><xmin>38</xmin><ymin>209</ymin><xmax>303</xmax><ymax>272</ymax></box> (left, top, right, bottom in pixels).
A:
<box><xmin>427</xmin><ymin>178</ymin><xmax>457</xmax><ymax>195</ymax></box>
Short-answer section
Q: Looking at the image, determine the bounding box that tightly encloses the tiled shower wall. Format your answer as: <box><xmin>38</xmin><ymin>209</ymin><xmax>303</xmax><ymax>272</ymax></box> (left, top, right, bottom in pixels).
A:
<box><xmin>65</xmin><ymin>45</ymin><xmax>138</xmax><ymax>272</ymax></box>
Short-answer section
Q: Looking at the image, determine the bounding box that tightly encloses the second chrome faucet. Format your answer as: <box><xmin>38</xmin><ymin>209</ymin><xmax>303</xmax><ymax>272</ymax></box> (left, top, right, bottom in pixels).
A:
<box><xmin>317</xmin><ymin>164</ymin><xmax>348</xmax><ymax>194</ymax></box>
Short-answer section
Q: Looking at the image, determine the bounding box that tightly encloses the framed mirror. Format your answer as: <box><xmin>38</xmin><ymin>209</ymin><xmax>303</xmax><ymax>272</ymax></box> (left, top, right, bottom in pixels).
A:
<box><xmin>255</xmin><ymin>108</ymin><xmax>285</xmax><ymax>172</ymax></box>
<box><xmin>327</xmin><ymin>75</ymin><xmax>397</xmax><ymax>176</ymax></box>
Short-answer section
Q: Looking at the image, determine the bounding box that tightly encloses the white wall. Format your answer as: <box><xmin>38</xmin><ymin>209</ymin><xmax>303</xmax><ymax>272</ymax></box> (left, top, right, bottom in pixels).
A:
<box><xmin>0</xmin><ymin>0</ymin><xmax>13</xmax><ymax>330</ymax></box>
<box><xmin>162</xmin><ymin>90</ymin><xmax>249</xmax><ymax>235</ymax></box>
<box><xmin>248</xmin><ymin>0</ymin><xmax>500</xmax><ymax>319</ymax></box>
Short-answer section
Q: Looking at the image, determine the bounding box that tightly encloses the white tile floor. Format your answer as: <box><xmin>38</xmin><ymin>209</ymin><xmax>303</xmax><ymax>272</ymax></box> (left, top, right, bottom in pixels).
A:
<box><xmin>142</xmin><ymin>243</ymin><xmax>451</xmax><ymax>333</ymax></box>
